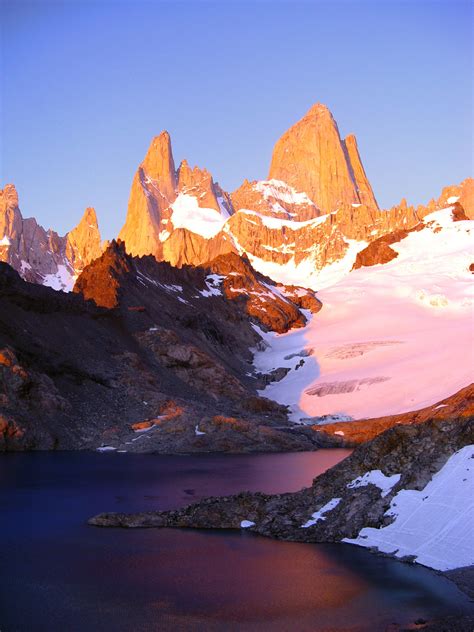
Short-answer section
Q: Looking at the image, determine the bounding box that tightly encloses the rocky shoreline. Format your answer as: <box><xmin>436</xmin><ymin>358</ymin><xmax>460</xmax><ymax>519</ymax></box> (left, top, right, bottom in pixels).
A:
<box><xmin>90</xmin><ymin>417</ymin><xmax>473</xmax><ymax>560</ymax></box>
<box><xmin>88</xmin><ymin>417</ymin><xmax>474</xmax><ymax>628</ymax></box>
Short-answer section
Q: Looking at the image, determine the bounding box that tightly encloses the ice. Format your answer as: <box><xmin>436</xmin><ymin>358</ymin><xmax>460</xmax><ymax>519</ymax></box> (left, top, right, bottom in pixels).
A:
<box><xmin>347</xmin><ymin>470</ymin><xmax>401</xmax><ymax>497</ymax></box>
<box><xmin>344</xmin><ymin>446</ymin><xmax>474</xmax><ymax>571</ymax></box>
<box><xmin>301</xmin><ymin>498</ymin><xmax>342</xmax><ymax>528</ymax></box>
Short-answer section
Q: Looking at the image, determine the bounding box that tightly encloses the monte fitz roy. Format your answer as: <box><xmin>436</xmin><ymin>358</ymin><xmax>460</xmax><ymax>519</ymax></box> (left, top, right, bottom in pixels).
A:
<box><xmin>0</xmin><ymin>103</ymin><xmax>473</xmax><ymax>577</ymax></box>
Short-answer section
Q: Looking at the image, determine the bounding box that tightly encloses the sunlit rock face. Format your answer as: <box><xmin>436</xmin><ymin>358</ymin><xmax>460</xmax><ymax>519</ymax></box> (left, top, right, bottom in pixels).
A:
<box><xmin>268</xmin><ymin>103</ymin><xmax>378</xmax><ymax>213</ymax></box>
<box><xmin>0</xmin><ymin>184</ymin><xmax>102</xmax><ymax>291</ymax></box>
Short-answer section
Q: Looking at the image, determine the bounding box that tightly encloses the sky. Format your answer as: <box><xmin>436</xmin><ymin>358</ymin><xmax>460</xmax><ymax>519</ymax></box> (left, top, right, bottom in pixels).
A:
<box><xmin>1</xmin><ymin>0</ymin><xmax>472</xmax><ymax>240</ymax></box>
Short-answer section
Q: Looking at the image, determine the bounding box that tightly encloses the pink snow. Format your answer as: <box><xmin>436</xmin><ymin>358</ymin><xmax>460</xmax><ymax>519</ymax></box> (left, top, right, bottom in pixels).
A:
<box><xmin>255</xmin><ymin>209</ymin><xmax>474</xmax><ymax>421</ymax></box>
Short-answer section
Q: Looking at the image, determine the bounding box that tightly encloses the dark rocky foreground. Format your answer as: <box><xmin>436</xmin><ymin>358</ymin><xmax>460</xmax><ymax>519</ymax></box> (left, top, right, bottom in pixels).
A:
<box><xmin>0</xmin><ymin>247</ymin><xmax>322</xmax><ymax>453</ymax></box>
<box><xmin>90</xmin><ymin>417</ymin><xmax>473</xmax><ymax>540</ymax></box>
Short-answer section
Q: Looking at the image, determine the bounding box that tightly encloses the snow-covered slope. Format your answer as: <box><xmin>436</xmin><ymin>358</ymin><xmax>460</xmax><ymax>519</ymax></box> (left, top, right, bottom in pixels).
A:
<box><xmin>254</xmin><ymin>208</ymin><xmax>474</xmax><ymax>421</ymax></box>
<box><xmin>344</xmin><ymin>445</ymin><xmax>474</xmax><ymax>571</ymax></box>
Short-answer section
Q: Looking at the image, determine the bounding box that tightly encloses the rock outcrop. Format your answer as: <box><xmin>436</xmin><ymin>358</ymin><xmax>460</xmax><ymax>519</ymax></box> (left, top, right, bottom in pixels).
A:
<box><xmin>118</xmin><ymin>131</ymin><xmax>232</xmax><ymax>260</ymax></box>
<box><xmin>0</xmin><ymin>184</ymin><xmax>103</xmax><ymax>290</ymax></box>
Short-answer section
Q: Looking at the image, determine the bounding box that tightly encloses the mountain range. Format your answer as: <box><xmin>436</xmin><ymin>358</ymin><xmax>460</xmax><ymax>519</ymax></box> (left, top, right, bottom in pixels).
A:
<box><xmin>2</xmin><ymin>102</ymin><xmax>473</xmax><ymax>582</ymax></box>
<box><xmin>2</xmin><ymin>103</ymin><xmax>472</xmax><ymax>290</ymax></box>
<box><xmin>1</xmin><ymin>103</ymin><xmax>472</xmax><ymax>456</ymax></box>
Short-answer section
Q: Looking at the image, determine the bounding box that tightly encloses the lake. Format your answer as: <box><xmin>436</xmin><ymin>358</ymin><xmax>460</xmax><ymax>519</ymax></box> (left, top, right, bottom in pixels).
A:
<box><xmin>0</xmin><ymin>450</ymin><xmax>472</xmax><ymax>631</ymax></box>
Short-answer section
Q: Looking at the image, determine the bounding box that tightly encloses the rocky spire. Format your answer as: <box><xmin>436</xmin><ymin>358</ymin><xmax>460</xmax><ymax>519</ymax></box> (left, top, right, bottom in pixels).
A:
<box><xmin>268</xmin><ymin>103</ymin><xmax>378</xmax><ymax>213</ymax></box>
<box><xmin>141</xmin><ymin>131</ymin><xmax>177</xmax><ymax>202</ymax></box>
<box><xmin>65</xmin><ymin>206</ymin><xmax>103</xmax><ymax>271</ymax></box>
<box><xmin>118</xmin><ymin>131</ymin><xmax>178</xmax><ymax>257</ymax></box>
<box><xmin>177</xmin><ymin>159</ymin><xmax>221</xmax><ymax>211</ymax></box>
<box><xmin>342</xmin><ymin>134</ymin><xmax>378</xmax><ymax>209</ymax></box>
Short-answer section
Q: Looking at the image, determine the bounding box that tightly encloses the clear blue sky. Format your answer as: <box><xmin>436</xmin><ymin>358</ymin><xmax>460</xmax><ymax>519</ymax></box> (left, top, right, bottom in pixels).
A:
<box><xmin>1</xmin><ymin>0</ymin><xmax>472</xmax><ymax>239</ymax></box>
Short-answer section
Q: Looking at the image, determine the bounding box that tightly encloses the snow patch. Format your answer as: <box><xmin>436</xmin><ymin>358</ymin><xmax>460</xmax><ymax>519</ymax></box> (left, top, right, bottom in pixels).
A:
<box><xmin>347</xmin><ymin>470</ymin><xmax>401</xmax><ymax>498</ymax></box>
<box><xmin>194</xmin><ymin>425</ymin><xmax>206</xmax><ymax>436</ymax></box>
<box><xmin>254</xmin><ymin>179</ymin><xmax>316</xmax><ymax>207</ymax></box>
<box><xmin>43</xmin><ymin>264</ymin><xmax>75</xmax><ymax>292</ymax></box>
<box><xmin>301</xmin><ymin>498</ymin><xmax>341</xmax><ymax>528</ymax></box>
<box><xmin>243</xmin><ymin>238</ymin><xmax>367</xmax><ymax>291</ymax></box>
<box><xmin>344</xmin><ymin>446</ymin><xmax>474</xmax><ymax>571</ymax></box>
<box><xmin>199</xmin><ymin>274</ymin><xmax>224</xmax><ymax>297</ymax></box>
<box><xmin>0</xmin><ymin>235</ymin><xmax>11</xmax><ymax>246</ymax></box>
<box><xmin>254</xmin><ymin>209</ymin><xmax>474</xmax><ymax>420</ymax></box>
<box><xmin>240</xmin><ymin>520</ymin><xmax>256</xmax><ymax>528</ymax></box>
<box><xmin>170</xmin><ymin>193</ymin><xmax>228</xmax><ymax>239</ymax></box>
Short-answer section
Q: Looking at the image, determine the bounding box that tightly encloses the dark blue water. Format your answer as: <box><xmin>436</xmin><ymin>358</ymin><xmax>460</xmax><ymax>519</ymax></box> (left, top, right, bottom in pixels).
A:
<box><xmin>1</xmin><ymin>450</ymin><xmax>472</xmax><ymax>631</ymax></box>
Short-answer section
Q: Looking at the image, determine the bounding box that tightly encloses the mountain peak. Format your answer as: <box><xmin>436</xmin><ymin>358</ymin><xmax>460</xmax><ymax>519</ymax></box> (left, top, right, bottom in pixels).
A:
<box><xmin>80</xmin><ymin>206</ymin><xmax>99</xmax><ymax>228</ymax></box>
<box><xmin>268</xmin><ymin>104</ymin><xmax>378</xmax><ymax>213</ymax></box>
<box><xmin>304</xmin><ymin>102</ymin><xmax>334</xmax><ymax>119</ymax></box>
<box><xmin>141</xmin><ymin>131</ymin><xmax>177</xmax><ymax>201</ymax></box>
<box><xmin>65</xmin><ymin>206</ymin><xmax>102</xmax><ymax>272</ymax></box>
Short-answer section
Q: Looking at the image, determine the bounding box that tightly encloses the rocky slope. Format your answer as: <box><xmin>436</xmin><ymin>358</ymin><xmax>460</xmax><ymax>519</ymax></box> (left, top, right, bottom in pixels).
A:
<box><xmin>89</xmin><ymin>416</ymin><xmax>474</xmax><ymax>572</ymax></box>
<box><xmin>0</xmin><ymin>184</ymin><xmax>102</xmax><ymax>290</ymax></box>
<box><xmin>0</xmin><ymin>245</ymin><xmax>322</xmax><ymax>452</ymax></box>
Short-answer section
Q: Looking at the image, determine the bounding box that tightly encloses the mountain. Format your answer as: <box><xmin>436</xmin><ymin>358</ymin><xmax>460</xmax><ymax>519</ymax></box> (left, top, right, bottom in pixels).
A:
<box><xmin>3</xmin><ymin>104</ymin><xmax>472</xmax><ymax>292</ymax></box>
<box><xmin>0</xmin><ymin>244</ymin><xmax>322</xmax><ymax>452</ymax></box>
<box><xmin>117</xmin><ymin>104</ymin><xmax>473</xmax><ymax>290</ymax></box>
<box><xmin>268</xmin><ymin>103</ymin><xmax>378</xmax><ymax>212</ymax></box>
<box><xmin>0</xmin><ymin>184</ymin><xmax>103</xmax><ymax>290</ymax></box>
<box><xmin>1</xmin><ymin>103</ymin><xmax>473</xmax><ymax>448</ymax></box>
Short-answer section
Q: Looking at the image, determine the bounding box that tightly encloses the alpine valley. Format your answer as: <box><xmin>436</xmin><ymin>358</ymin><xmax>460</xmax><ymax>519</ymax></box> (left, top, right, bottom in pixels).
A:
<box><xmin>1</xmin><ymin>104</ymin><xmax>473</xmax><ymax>590</ymax></box>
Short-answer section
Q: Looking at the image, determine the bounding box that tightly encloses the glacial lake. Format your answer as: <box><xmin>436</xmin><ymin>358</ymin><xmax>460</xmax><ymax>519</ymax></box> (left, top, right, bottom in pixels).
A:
<box><xmin>1</xmin><ymin>450</ymin><xmax>473</xmax><ymax>631</ymax></box>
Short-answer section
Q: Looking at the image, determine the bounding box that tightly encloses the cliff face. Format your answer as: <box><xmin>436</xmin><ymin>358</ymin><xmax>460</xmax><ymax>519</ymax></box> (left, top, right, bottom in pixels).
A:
<box><xmin>117</xmin><ymin>132</ymin><xmax>178</xmax><ymax>258</ymax></box>
<box><xmin>268</xmin><ymin>103</ymin><xmax>378</xmax><ymax>213</ymax></box>
<box><xmin>0</xmin><ymin>184</ymin><xmax>102</xmax><ymax>290</ymax></box>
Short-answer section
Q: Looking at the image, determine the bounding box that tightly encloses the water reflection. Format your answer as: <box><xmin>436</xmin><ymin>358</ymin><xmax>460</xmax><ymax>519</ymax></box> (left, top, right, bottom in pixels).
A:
<box><xmin>0</xmin><ymin>451</ymin><xmax>472</xmax><ymax>631</ymax></box>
